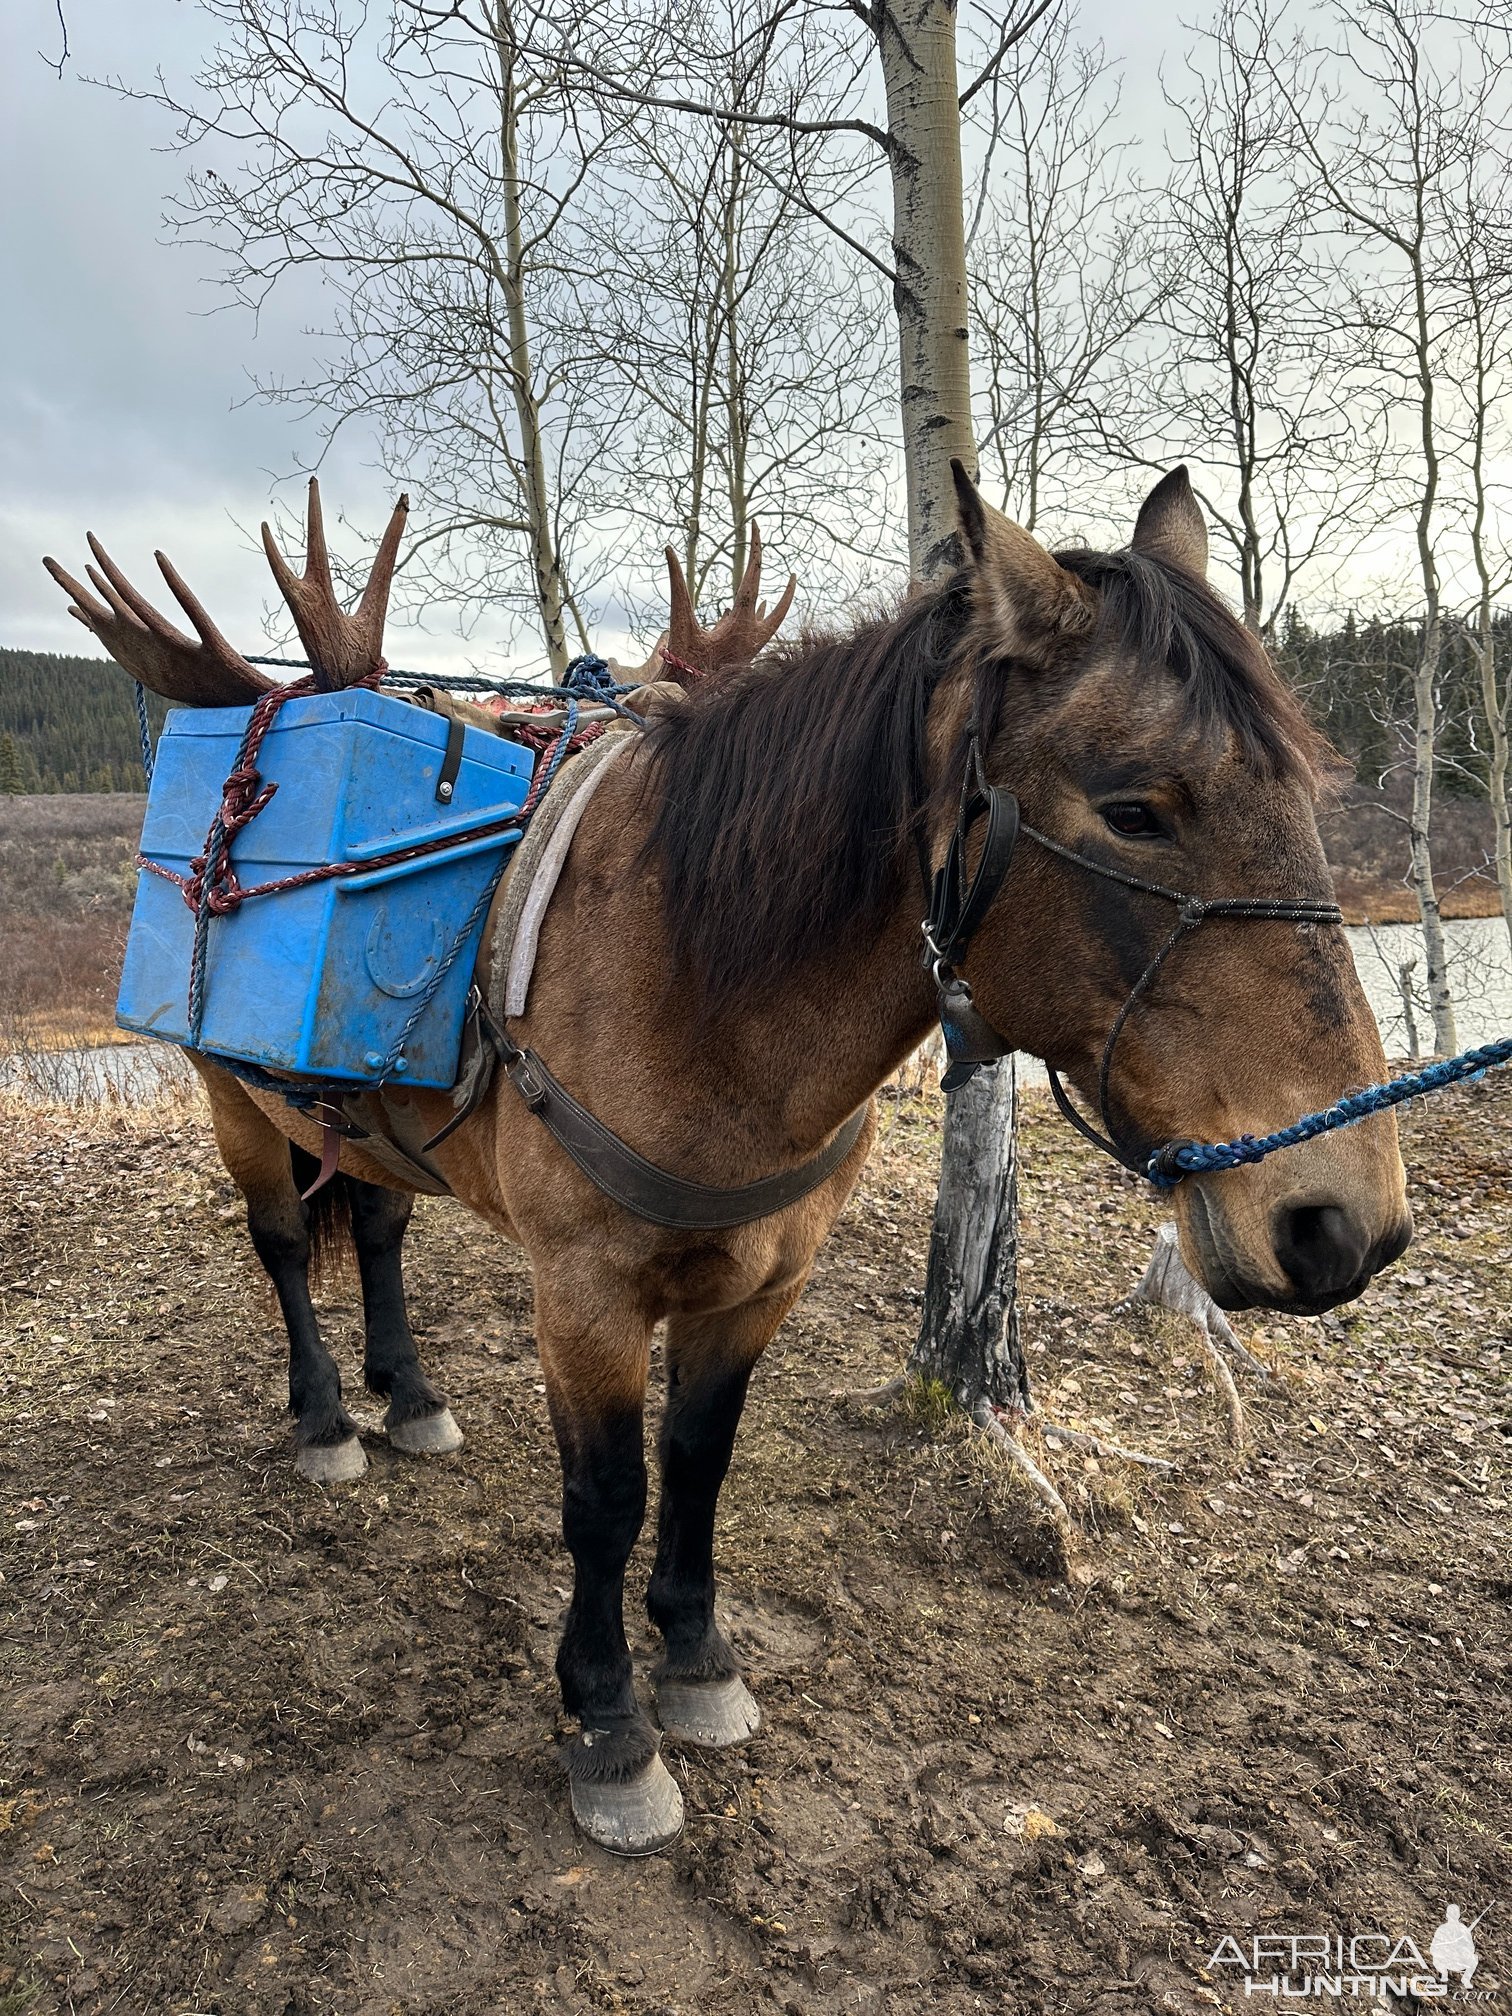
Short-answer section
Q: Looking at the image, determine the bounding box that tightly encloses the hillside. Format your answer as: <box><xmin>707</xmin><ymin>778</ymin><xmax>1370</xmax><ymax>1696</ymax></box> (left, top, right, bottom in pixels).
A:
<box><xmin>0</xmin><ymin>650</ymin><xmax>167</xmax><ymax>793</ymax></box>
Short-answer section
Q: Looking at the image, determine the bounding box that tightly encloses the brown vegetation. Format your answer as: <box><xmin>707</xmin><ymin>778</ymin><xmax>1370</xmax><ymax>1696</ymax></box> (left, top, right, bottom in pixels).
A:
<box><xmin>0</xmin><ymin>796</ymin><xmax>142</xmax><ymax>1047</ymax></box>
<box><xmin>1320</xmin><ymin>787</ymin><xmax>1505</xmax><ymax>924</ymax></box>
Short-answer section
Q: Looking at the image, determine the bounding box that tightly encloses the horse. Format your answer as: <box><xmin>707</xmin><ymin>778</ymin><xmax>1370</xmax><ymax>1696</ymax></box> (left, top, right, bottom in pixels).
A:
<box><xmin>44</xmin><ymin>462</ymin><xmax>1412</xmax><ymax>1856</ymax></box>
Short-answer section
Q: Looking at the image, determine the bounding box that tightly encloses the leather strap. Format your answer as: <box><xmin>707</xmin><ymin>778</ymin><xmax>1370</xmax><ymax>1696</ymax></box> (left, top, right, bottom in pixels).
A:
<box><xmin>301</xmin><ymin>1114</ymin><xmax>345</xmax><ymax>1200</ymax></box>
<box><xmin>484</xmin><ymin>1011</ymin><xmax>868</xmax><ymax>1230</ymax></box>
<box><xmin>924</xmin><ymin>776</ymin><xmax>1020</xmax><ymax>975</ymax></box>
<box><xmin>435</xmin><ymin>712</ymin><xmax>466</xmax><ymax>804</ymax></box>
<box><xmin>921</xmin><ymin>734</ymin><xmax>1021</xmax><ymax>1091</ymax></box>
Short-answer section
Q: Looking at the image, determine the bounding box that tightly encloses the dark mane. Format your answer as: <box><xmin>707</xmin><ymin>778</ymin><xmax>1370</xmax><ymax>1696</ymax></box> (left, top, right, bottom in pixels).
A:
<box><xmin>642</xmin><ymin>579</ymin><xmax>972</xmax><ymax>1011</ymax></box>
<box><xmin>644</xmin><ymin>549</ymin><xmax>1328</xmax><ymax>1009</ymax></box>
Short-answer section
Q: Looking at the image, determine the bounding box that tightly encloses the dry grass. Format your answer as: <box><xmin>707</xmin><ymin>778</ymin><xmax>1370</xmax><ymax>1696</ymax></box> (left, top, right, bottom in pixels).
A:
<box><xmin>0</xmin><ymin>794</ymin><xmax>141</xmax><ymax>1048</ymax></box>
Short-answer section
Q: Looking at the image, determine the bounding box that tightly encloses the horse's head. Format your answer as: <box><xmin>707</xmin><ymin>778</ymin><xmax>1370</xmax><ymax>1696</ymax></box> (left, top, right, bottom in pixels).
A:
<box><xmin>944</xmin><ymin>464</ymin><xmax>1411</xmax><ymax>1313</ymax></box>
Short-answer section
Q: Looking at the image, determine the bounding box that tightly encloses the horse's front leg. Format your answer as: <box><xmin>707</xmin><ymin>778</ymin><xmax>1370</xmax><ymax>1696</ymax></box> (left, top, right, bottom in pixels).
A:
<box><xmin>648</xmin><ymin>1287</ymin><xmax>801</xmax><ymax>1748</ymax></box>
<box><xmin>536</xmin><ymin>1281</ymin><xmax>679</xmax><ymax>1855</ymax></box>
<box><xmin>347</xmin><ymin>1178</ymin><xmax>463</xmax><ymax>1456</ymax></box>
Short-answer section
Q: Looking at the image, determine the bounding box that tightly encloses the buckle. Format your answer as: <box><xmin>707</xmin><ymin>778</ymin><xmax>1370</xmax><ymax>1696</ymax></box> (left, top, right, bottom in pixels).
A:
<box><xmin>508</xmin><ymin>1055</ymin><xmax>549</xmax><ymax>1112</ymax></box>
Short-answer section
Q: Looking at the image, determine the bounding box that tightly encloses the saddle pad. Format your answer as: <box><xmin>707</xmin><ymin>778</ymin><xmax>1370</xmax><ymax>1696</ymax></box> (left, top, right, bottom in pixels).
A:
<box><xmin>485</xmin><ymin>729</ymin><xmax>635</xmax><ymax>1021</ymax></box>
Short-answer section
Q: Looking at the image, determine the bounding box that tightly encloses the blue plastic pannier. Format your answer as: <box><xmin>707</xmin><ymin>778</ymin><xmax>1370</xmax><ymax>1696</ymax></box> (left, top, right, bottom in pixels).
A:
<box><xmin>117</xmin><ymin>687</ymin><xmax>532</xmax><ymax>1088</ymax></box>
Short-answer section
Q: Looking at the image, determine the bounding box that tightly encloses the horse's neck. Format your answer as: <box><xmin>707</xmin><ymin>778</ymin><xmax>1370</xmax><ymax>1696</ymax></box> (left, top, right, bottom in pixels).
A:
<box><xmin>715</xmin><ymin>887</ymin><xmax>941</xmax><ymax>1138</ymax></box>
<box><xmin>535</xmin><ymin>753</ymin><xmax>941</xmax><ymax>1150</ymax></box>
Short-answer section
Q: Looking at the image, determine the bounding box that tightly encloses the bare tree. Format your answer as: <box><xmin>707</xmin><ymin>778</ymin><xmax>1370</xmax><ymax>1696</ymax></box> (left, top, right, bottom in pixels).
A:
<box><xmin>1145</xmin><ymin>0</ymin><xmax>1381</xmax><ymax>635</ymax></box>
<box><xmin>1441</xmin><ymin>131</ymin><xmax>1512</xmax><ymax>948</ymax></box>
<box><xmin>1267</xmin><ymin>0</ymin><xmax>1489</xmax><ymax>1053</ymax></box>
<box><xmin>967</xmin><ymin>10</ymin><xmax>1159</xmax><ymax>536</ymax></box>
<box><xmin>575</xmin><ymin>10</ymin><xmax>895</xmax><ymax>612</ymax></box>
<box><xmin>130</xmin><ymin>0</ymin><xmax>622</xmax><ymax>673</ymax></box>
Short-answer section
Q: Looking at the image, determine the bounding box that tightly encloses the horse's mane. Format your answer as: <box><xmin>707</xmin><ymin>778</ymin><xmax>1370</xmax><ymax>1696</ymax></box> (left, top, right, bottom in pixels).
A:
<box><xmin>643</xmin><ymin>550</ymin><xmax>1327</xmax><ymax>1009</ymax></box>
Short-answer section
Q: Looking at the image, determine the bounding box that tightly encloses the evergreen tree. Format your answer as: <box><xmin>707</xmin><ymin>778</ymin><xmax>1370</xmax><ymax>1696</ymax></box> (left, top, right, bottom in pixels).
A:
<box><xmin>0</xmin><ymin>732</ymin><xmax>23</xmax><ymax>794</ymax></box>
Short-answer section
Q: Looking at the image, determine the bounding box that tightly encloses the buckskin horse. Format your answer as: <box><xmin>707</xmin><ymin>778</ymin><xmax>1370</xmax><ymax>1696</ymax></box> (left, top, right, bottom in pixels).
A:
<box><xmin>45</xmin><ymin>463</ymin><xmax>1412</xmax><ymax>1854</ymax></box>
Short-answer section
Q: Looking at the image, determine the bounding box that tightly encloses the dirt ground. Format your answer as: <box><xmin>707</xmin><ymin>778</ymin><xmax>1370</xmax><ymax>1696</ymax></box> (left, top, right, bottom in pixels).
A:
<box><xmin>1</xmin><ymin>1077</ymin><xmax>1508</xmax><ymax>2016</ymax></box>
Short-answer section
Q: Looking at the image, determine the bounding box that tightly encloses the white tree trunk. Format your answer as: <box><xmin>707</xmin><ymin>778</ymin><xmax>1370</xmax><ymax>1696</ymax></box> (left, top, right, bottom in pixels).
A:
<box><xmin>1406</xmin><ymin>254</ymin><xmax>1457</xmax><ymax>1056</ymax></box>
<box><xmin>875</xmin><ymin>0</ymin><xmax>978</xmax><ymax>578</ymax></box>
<box><xmin>493</xmin><ymin>4</ymin><xmax>571</xmax><ymax>674</ymax></box>
<box><xmin>870</xmin><ymin>0</ymin><xmax>1023</xmax><ymax>1405</ymax></box>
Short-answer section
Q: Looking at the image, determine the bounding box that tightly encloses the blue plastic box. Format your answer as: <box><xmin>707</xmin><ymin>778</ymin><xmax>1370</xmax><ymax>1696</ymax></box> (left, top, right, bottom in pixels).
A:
<box><xmin>117</xmin><ymin>687</ymin><xmax>532</xmax><ymax>1087</ymax></box>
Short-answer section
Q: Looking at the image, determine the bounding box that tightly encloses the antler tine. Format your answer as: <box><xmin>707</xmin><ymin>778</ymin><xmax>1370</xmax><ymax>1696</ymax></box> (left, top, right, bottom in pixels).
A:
<box><xmin>43</xmin><ymin>553</ymin><xmax>125</xmax><ymax>639</ymax></box>
<box><xmin>357</xmin><ymin>492</ymin><xmax>408</xmax><ymax>628</ymax></box>
<box><xmin>261</xmin><ymin>478</ymin><xmax>409</xmax><ymax>691</ymax></box>
<box><xmin>656</xmin><ymin>529</ymin><xmax>796</xmax><ymax>682</ymax></box>
<box><xmin>664</xmin><ymin>546</ymin><xmax>699</xmax><ymax>648</ymax></box>
<box><xmin>751</xmin><ymin>569</ymin><xmax>796</xmax><ymax>650</ymax></box>
<box><xmin>41</xmin><ymin>538</ymin><xmax>272</xmax><ymax>709</ymax></box>
<box><xmin>707</xmin><ymin>523</ymin><xmax>796</xmax><ymax>659</ymax></box>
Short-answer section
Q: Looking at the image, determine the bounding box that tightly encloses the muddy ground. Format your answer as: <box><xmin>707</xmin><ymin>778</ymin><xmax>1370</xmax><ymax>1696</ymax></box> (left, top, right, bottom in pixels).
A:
<box><xmin>1</xmin><ymin>1079</ymin><xmax>1508</xmax><ymax>2016</ymax></box>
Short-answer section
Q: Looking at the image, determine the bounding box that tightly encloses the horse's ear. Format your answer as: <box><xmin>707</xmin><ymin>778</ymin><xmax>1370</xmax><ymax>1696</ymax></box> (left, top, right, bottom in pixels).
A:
<box><xmin>950</xmin><ymin>459</ymin><xmax>1092</xmax><ymax>649</ymax></box>
<box><xmin>1130</xmin><ymin>466</ymin><xmax>1208</xmax><ymax>579</ymax></box>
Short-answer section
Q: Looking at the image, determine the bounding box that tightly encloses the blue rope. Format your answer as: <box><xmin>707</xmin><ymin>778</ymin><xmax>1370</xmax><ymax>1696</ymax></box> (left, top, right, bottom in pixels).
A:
<box><xmin>134</xmin><ymin>683</ymin><xmax>154</xmax><ymax>785</ymax></box>
<box><xmin>1151</xmin><ymin>1035</ymin><xmax>1512</xmax><ymax>1187</ymax></box>
<box><xmin>244</xmin><ymin>652</ymin><xmax>638</xmax><ymax>702</ymax></box>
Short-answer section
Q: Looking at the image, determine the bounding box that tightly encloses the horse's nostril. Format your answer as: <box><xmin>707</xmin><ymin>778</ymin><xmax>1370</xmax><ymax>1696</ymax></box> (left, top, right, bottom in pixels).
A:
<box><xmin>1273</xmin><ymin>1202</ymin><xmax>1370</xmax><ymax>1302</ymax></box>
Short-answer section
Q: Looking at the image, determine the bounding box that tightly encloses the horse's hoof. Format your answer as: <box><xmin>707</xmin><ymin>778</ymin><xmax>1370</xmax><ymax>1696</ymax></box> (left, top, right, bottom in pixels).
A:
<box><xmin>656</xmin><ymin>1675</ymin><xmax>761</xmax><ymax>1748</ymax></box>
<box><xmin>386</xmin><ymin>1406</ymin><xmax>464</xmax><ymax>1456</ymax></box>
<box><xmin>295</xmin><ymin>1435</ymin><xmax>367</xmax><ymax>1484</ymax></box>
<box><xmin>570</xmin><ymin>1754</ymin><xmax>684</xmax><ymax>1858</ymax></box>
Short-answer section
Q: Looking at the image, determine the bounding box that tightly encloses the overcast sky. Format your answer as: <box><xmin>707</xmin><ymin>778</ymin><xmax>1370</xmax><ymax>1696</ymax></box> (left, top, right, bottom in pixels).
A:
<box><xmin>1</xmin><ymin>0</ymin><xmax>1171</xmax><ymax>673</ymax></box>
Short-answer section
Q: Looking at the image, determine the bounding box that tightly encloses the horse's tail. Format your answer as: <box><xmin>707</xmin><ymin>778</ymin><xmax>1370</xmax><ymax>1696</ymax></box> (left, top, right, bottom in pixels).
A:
<box><xmin>288</xmin><ymin>1146</ymin><xmax>355</xmax><ymax>1289</ymax></box>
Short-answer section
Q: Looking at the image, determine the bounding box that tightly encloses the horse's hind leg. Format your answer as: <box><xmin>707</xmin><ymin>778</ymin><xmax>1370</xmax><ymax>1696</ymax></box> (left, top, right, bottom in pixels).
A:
<box><xmin>648</xmin><ymin>1287</ymin><xmax>802</xmax><ymax>1748</ymax></box>
<box><xmin>535</xmin><ymin>1278</ymin><xmax>680</xmax><ymax>1856</ymax></box>
<box><xmin>346</xmin><ymin>1179</ymin><xmax>463</xmax><ymax>1457</ymax></box>
<box><xmin>201</xmin><ymin>1075</ymin><xmax>365</xmax><ymax>1483</ymax></box>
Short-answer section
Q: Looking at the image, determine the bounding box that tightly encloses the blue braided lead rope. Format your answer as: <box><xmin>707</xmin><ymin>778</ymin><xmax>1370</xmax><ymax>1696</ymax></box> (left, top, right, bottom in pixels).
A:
<box><xmin>1150</xmin><ymin>1034</ymin><xmax>1512</xmax><ymax>1187</ymax></box>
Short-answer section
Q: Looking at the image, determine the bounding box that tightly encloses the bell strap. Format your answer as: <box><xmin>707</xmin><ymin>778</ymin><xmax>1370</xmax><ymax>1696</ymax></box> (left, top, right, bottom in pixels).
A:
<box><xmin>922</xmin><ymin>745</ymin><xmax>1020</xmax><ymax>977</ymax></box>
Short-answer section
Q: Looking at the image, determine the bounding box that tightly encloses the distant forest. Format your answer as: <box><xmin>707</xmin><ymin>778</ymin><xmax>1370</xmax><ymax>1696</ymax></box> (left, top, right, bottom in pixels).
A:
<box><xmin>0</xmin><ymin>651</ymin><xmax>167</xmax><ymax>794</ymax></box>
<box><xmin>0</xmin><ymin>615</ymin><xmax>1504</xmax><ymax>796</ymax></box>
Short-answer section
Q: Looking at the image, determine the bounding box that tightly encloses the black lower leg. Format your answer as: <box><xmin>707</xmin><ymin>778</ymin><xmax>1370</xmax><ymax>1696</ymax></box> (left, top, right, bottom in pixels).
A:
<box><xmin>347</xmin><ymin>1180</ymin><xmax>446</xmax><ymax>1426</ymax></box>
<box><xmin>647</xmin><ymin>1360</ymin><xmax>753</xmax><ymax>1682</ymax></box>
<box><xmin>554</xmin><ymin>1409</ymin><xmax>657</xmax><ymax>1783</ymax></box>
<box><xmin>246</xmin><ymin>1176</ymin><xmax>355</xmax><ymax>1451</ymax></box>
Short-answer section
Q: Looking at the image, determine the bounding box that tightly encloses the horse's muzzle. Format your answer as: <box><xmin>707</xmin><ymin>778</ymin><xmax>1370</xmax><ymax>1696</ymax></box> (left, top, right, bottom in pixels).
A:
<box><xmin>1185</xmin><ymin>1184</ymin><xmax>1413</xmax><ymax>1314</ymax></box>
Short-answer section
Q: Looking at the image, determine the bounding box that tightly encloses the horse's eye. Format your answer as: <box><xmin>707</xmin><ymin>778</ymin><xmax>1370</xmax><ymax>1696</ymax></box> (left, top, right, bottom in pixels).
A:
<box><xmin>1101</xmin><ymin>802</ymin><xmax>1162</xmax><ymax>839</ymax></box>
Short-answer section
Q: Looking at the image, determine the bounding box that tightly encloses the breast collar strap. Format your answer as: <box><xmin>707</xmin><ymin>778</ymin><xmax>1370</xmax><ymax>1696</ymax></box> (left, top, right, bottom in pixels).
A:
<box><xmin>920</xmin><ymin>731</ymin><xmax>1345</xmax><ymax>1177</ymax></box>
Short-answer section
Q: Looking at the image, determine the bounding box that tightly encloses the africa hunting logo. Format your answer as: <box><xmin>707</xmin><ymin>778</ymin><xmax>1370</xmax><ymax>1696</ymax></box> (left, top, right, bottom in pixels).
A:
<box><xmin>1208</xmin><ymin>1904</ymin><xmax>1494</xmax><ymax>2000</ymax></box>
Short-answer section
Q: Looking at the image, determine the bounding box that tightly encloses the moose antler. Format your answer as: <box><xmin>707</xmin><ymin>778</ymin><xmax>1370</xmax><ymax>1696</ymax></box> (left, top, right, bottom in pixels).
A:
<box><xmin>262</xmin><ymin>478</ymin><xmax>408</xmax><ymax>691</ymax></box>
<box><xmin>42</xmin><ymin>539</ymin><xmax>275</xmax><ymax>708</ymax></box>
<box><xmin>661</xmin><ymin>524</ymin><xmax>796</xmax><ymax>686</ymax></box>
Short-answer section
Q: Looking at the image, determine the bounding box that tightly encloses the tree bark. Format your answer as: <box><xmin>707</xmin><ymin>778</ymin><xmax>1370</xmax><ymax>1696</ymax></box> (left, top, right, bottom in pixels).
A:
<box><xmin>493</xmin><ymin>2</ymin><xmax>571</xmax><ymax>675</ymax></box>
<box><xmin>1404</xmin><ymin>204</ymin><xmax>1456</xmax><ymax>1053</ymax></box>
<box><xmin>909</xmin><ymin>1061</ymin><xmax>1027</xmax><ymax>1409</ymax></box>
<box><xmin>869</xmin><ymin>0</ymin><xmax>1025</xmax><ymax>1410</ymax></box>
<box><xmin>873</xmin><ymin>0</ymin><xmax>978</xmax><ymax>578</ymax></box>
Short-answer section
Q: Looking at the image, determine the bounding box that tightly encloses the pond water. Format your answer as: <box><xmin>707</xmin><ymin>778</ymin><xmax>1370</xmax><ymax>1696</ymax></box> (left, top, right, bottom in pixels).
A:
<box><xmin>0</xmin><ymin>1040</ymin><xmax>195</xmax><ymax>1104</ymax></box>
<box><xmin>1344</xmin><ymin>917</ymin><xmax>1512</xmax><ymax>1056</ymax></box>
